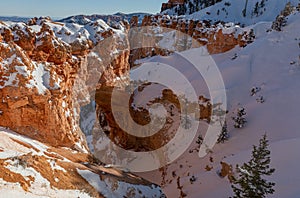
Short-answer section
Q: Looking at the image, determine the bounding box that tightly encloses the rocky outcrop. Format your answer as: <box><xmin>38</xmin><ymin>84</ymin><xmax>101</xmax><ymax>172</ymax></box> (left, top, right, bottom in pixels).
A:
<box><xmin>95</xmin><ymin>84</ymin><xmax>181</xmax><ymax>152</ymax></box>
<box><xmin>0</xmin><ymin>13</ymin><xmax>252</xmax><ymax>156</ymax></box>
<box><xmin>0</xmin><ymin>128</ymin><xmax>164</xmax><ymax>197</ymax></box>
<box><xmin>0</xmin><ymin>17</ymin><xmax>130</xmax><ymax>151</ymax></box>
<box><xmin>128</xmin><ymin>14</ymin><xmax>250</xmax><ymax>67</ymax></box>
<box><xmin>219</xmin><ymin>161</ymin><xmax>234</xmax><ymax>182</ymax></box>
<box><xmin>0</xmin><ymin>16</ymin><xmax>166</xmax><ymax>197</ymax></box>
<box><xmin>161</xmin><ymin>0</ymin><xmax>186</xmax><ymax>13</ymax></box>
<box><xmin>0</xmin><ymin>33</ymin><xmax>85</xmax><ymax>149</ymax></box>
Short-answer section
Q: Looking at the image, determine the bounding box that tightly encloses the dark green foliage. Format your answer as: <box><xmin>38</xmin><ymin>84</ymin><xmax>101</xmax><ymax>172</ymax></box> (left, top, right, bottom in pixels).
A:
<box><xmin>271</xmin><ymin>15</ymin><xmax>287</xmax><ymax>31</ymax></box>
<box><xmin>231</xmin><ymin>134</ymin><xmax>275</xmax><ymax>198</ymax></box>
<box><xmin>242</xmin><ymin>0</ymin><xmax>249</xmax><ymax>17</ymax></box>
<box><xmin>252</xmin><ymin>0</ymin><xmax>267</xmax><ymax>17</ymax></box>
<box><xmin>217</xmin><ymin>121</ymin><xmax>229</xmax><ymax>143</ymax></box>
<box><xmin>167</xmin><ymin>0</ymin><xmax>223</xmax><ymax>16</ymax></box>
<box><xmin>232</xmin><ymin>107</ymin><xmax>247</xmax><ymax>128</ymax></box>
<box><xmin>253</xmin><ymin>2</ymin><xmax>259</xmax><ymax>16</ymax></box>
<box><xmin>260</xmin><ymin>0</ymin><xmax>265</xmax><ymax>8</ymax></box>
<box><xmin>245</xmin><ymin>29</ymin><xmax>256</xmax><ymax>44</ymax></box>
<box><xmin>272</xmin><ymin>2</ymin><xmax>294</xmax><ymax>31</ymax></box>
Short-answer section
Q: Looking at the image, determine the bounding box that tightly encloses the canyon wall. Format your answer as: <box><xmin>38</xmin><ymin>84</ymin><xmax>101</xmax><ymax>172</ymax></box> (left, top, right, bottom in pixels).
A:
<box><xmin>0</xmin><ymin>14</ymin><xmax>252</xmax><ymax>154</ymax></box>
<box><xmin>0</xmin><ymin>17</ymin><xmax>130</xmax><ymax>151</ymax></box>
<box><xmin>129</xmin><ymin>14</ymin><xmax>251</xmax><ymax>66</ymax></box>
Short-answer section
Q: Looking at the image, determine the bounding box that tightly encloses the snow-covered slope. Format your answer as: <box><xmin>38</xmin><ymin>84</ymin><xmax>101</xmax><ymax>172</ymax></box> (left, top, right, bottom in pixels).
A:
<box><xmin>137</xmin><ymin>9</ymin><xmax>300</xmax><ymax>198</ymax></box>
<box><xmin>163</xmin><ymin>0</ymin><xmax>300</xmax><ymax>26</ymax></box>
<box><xmin>0</xmin><ymin>127</ymin><xmax>164</xmax><ymax>198</ymax></box>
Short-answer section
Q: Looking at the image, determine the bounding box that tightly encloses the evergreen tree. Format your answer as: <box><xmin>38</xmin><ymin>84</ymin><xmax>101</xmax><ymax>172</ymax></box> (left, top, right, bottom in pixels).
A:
<box><xmin>253</xmin><ymin>2</ymin><xmax>259</xmax><ymax>16</ymax></box>
<box><xmin>272</xmin><ymin>15</ymin><xmax>287</xmax><ymax>31</ymax></box>
<box><xmin>232</xmin><ymin>107</ymin><xmax>247</xmax><ymax>128</ymax></box>
<box><xmin>260</xmin><ymin>0</ymin><xmax>265</xmax><ymax>8</ymax></box>
<box><xmin>242</xmin><ymin>0</ymin><xmax>249</xmax><ymax>17</ymax></box>
<box><xmin>217</xmin><ymin>121</ymin><xmax>229</xmax><ymax>143</ymax></box>
<box><xmin>272</xmin><ymin>2</ymin><xmax>294</xmax><ymax>31</ymax></box>
<box><xmin>245</xmin><ymin>29</ymin><xmax>255</xmax><ymax>44</ymax></box>
<box><xmin>231</xmin><ymin>134</ymin><xmax>275</xmax><ymax>198</ymax></box>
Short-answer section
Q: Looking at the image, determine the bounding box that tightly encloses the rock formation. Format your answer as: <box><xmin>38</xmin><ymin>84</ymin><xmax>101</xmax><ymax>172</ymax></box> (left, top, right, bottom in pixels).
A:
<box><xmin>0</xmin><ymin>11</ymin><xmax>253</xmax><ymax>196</ymax></box>
<box><xmin>161</xmin><ymin>0</ymin><xmax>186</xmax><ymax>13</ymax></box>
<box><xmin>0</xmin><ymin>17</ymin><xmax>131</xmax><ymax>151</ymax></box>
<box><xmin>0</xmin><ymin>16</ymin><xmax>165</xmax><ymax>197</ymax></box>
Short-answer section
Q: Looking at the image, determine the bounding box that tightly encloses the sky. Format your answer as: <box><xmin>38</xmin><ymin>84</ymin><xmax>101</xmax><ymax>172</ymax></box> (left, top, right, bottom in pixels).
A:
<box><xmin>0</xmin><ymin>0</ymin><xmax>166</xmax><ymax>18</ymax></box>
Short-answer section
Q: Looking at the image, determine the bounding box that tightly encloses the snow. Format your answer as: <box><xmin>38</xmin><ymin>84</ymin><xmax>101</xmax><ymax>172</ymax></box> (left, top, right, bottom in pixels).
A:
<box><xmin>77</xmin><ymin>169</ymin><xmax>162</xmax><ymax>198</ymax></box>
<box><xmin>0</xmin><ymin>73</ymin><xmax>18</xmax><ymax>88</ymax></box>
<box><xmin>48</xmin><ymin>159</ymin><xmax>67</xmax><ymax>173</ymax></box>
<box><xmin>0</xmin><ymin>177</ymin><xmax>91</xmax><ymax>198</ymax></box>
<box><xmin>0</xmin><ymin>127</ymin><xmax>92</xmax><ymax>197</ymax></box>
<box><xmin>0</xmin><ymin>127</ymin><xmax>48</xmax><ymax>159</ymax></box>
<box><xmin>164</xmin><ymin>0</ymin><xmax>300</xmax><ymax>26</ymax></box>
<box><xmin>29</xmin><ymin>25</ymin><xmax>41</xmax><ymax>33</ymax></box>
<box><xmin>136</xmin><ymin>10</ymin><xmax>300</xmax><ymax>198</ymax></box>
<box><xmin>26</xmin><ymin>63</ymin><xmax>48</xmax><ymax>94</ymax></box>
<box><xmin>0</xmin><ymin>2</ymin><xmax>299</xmax><ymax>197</ymax></box>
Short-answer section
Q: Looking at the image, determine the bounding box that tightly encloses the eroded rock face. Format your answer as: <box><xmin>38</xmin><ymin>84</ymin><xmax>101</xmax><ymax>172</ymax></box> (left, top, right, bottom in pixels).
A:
<box><xmin>95</xmin><ymin>84</ymin><xmax>182</xmax><ymax>152</ymax></box>
<box><xmin>0</xmin><ymin>16</ymin><xmax>161</xmax><ymax>197</ymax></box>
<box><xmin>126</xmin><ymin>14</ymin><xmax>252</xmax><ymax>67</ymax></box>
<box><xmin>0</xmin><ymin>35</ymin><xmax>84</xmax><ymax>149</ymax></box>
<box><xmin>0</xmin><ymin>17</ymin><xmax>130</xmax><ymax>151</ymax></box>
<box><xmin>161</xmin><ymin>0</ymin><xmax>186</xmax><ymax>13</ymax></box>
<box><xmin>1</xmin><ymin>13</ymin><xmax>250</xmax><ymax>165</ymax></box>
<box><xmin>89</xmin><ymin>14</ymin><xmax>248</xmax><ymax>162</ymax></box>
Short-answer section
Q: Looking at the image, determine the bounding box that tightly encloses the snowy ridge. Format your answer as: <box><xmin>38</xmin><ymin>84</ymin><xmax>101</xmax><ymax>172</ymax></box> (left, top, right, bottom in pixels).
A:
<box><xmin>163</xmin><ymin>0</ymin><xmax>300</xmax><ymax>26</ymax></box>
<box><xmin>58</xmin><ymin>12</ymin><xmax>149</xmax><ymax>26</ymax></box>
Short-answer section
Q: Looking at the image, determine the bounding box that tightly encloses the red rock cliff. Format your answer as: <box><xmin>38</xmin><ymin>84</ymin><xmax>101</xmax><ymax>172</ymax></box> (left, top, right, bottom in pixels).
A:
<box><xmin>0</xmin><ymin>17</ymin><xmax>130</xmax><ymax>151</ymax></box>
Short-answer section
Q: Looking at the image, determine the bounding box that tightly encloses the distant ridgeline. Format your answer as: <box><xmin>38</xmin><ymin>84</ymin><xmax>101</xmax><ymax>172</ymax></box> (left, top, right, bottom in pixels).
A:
<box><xmin>0</xmin><ymin>16</ymin><xmax>31</xmax><ymax>22</ymax></box>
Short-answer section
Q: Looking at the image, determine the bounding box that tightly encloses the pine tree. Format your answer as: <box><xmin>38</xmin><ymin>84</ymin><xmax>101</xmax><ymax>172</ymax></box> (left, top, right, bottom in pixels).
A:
<box><xmin>232</xmin><ymin>107</ymin><xmax>247</xmax><ymax>128</ymax></box>
<box><xmin>260</xmin><ymin>0</ymin><xmax>265</xmax><ymax>8</ymax></box>
<box><xmin>272</xmin><ymin>15</ymin><xmax>287</xmax><ymax>31</ymax></box>
<box><xmin>272</xmin><ymin>2</ymin><xmax>294</xmax><ymax>31</ymax></box>
<box><xmin>217</xmin><ymin>121</ymin><xmax>229</xmax><ymax>143</ymax></box>
<box><xmin>242</xmin><ymin>0</ymin><xmax>249</xmax><ymax>17</ymax></box>
<box><xmin>231</xmin><ymin>134</ymin><xmax>275</xmax><ymax>198</ymax></box>
<box><xmin>245</xmin><ymin>29</ymin><xmax>255</xmax><ymax>44</ymax></box>
<box><xmin>253</xmin><ymin>2</ymin><xmax>259</xmax><ymax>17</ymax></box>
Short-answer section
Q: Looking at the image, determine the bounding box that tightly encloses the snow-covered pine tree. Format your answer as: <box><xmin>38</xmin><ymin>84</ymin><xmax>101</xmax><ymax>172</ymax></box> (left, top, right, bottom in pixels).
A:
<box><xmin>246</xmin><ymin>29</ymin><xmax>255</xmax><ymax>44</ymax></box>
<box><xmin>271</xmin><ymin>15</ymin><xmax>287</xmax><ymax>31</ymax></box>
<box><xmin>231</xmin><ymin>134</ymin><xmax>275</xmax><ymax>198</ymax></box>
<box><xmin>256</xmin><ymin>96</ymin><xmax>265</xmax><ymax>103</ymax></box>
<box><xmin>272</xmin><ymin>2</ymin><xmax>294</xmax><ymax>31</ymax></box>
<box><xmin>250</xmin><ymin>86</ymin><xmax>261</xmax><ymax>96</ymax></box>
<box><xmin>217</xmin><ymin>121</ymin><xmax>229</xmax><ymax>143</ymax></box>
<box><xmin>252</xmin><ymin>2</ymin><xmax>259</xmax><ymax>17</ymax></box>
<box><xmin>232</xmin><ymin>107</ymin><xmax>247</xmax><ymax>128</ymax></box>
